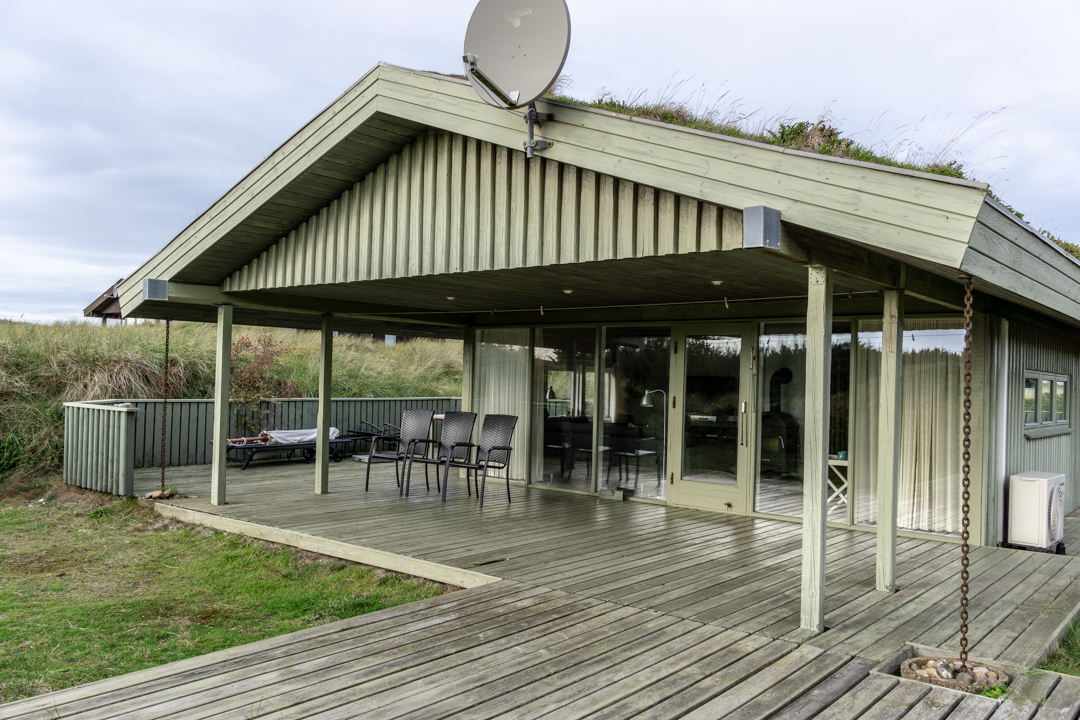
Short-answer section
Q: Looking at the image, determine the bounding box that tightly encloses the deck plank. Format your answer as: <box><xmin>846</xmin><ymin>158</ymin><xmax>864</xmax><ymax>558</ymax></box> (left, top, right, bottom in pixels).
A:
<box><xmin>989</xmin><ymin>672</ymin><xmax>1060</xmax><ymax>720</ymax></box>
<box><xmin>9</xmin><ymin>462</ymin><xmax>1080</xmax><ymax>719</ymax></box>
<box><xmin>1032</xmin><ymin>673</ymin><xmax>1080</xmax><ymax>720</ymax></box>
<box><xmin>943</xmin><ymin>693</ymin><xmax>999</xmax><ymax>720</ymax></box>
<box><xmin>898</xmin><ymin>686</ymin><xmax>964</xmax><ymax>720</ymax></box>
<box><xmin>815</xmin><ymin>673</ymin><xmax>900</xmax><ymax>720</ymax></box>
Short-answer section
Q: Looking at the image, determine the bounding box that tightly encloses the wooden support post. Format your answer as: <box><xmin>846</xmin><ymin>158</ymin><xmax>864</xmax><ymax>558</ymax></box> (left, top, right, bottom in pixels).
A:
<box><xmin>316</xmin><ymin>313</ymin><xmax>333</xmax><ymax>495</ymax></box>
<box><xmin>801</xmin><ymin>265</ymin><xmax>833</xmax><ymax>633</ymax></box>
<box><xmin>876</xmin><ymin>289</ymin><xmax>904</xmax><ymax>592</ymax></box>
<box><xmin>210</xmin><ymin>304</ymin><xmax>233</xmax><ymax>506</ymax></box>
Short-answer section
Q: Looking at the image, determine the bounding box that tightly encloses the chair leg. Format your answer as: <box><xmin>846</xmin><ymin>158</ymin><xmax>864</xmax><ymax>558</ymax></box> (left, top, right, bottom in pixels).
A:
<box><xmin>441</xmin><ymin>459</ymin><xmax>451</xmax><ymax>502</ymax></box>
<box><xmin>365</xmin><ymin>458</ymin><xmax>372</xmax><ymax>492</ymax></box>
<box><xmin>480</xmin><ymin>466</ymin><xmax>489</xmax><ymax>508</ymax></box>
<box><xmin>506</xmin><ymin>470</ymin><xmax>511</xmax><ymax>504</ymax></box>
<box><xmin>424</xmin><ymin>462</ymin><xmax>430</xmax><ymax>492</ymax></box>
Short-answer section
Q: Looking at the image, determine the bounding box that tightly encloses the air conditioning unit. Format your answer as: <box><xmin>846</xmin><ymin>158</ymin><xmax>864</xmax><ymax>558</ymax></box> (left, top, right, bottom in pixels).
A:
<box><xmin>1009</xmin><ymin>472</ymin><xmax>1066</xmax><ymax>551</ymax></box>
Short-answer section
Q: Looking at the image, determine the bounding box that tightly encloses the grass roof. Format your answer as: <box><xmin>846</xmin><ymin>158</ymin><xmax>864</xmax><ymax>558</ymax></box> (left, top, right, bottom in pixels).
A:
<box><xmin>546</xmin><ymin>91</ymin><xmax>966</xmax><ymax>179</ymax></box>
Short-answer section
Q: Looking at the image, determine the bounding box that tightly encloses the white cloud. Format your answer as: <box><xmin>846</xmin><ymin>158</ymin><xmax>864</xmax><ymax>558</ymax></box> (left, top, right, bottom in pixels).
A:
<box><xmin>1</xmin><ymin>0</ymin><xmax>1077</xmax><ymax>320</ymax></box>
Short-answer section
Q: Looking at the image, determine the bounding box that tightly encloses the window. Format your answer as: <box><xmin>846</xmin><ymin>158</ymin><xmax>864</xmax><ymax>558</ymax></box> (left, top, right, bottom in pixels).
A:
<box><xmin>1024</xmin><ymin>371</ymin><xmax>1069</xmax><ymax>427</ymax></box>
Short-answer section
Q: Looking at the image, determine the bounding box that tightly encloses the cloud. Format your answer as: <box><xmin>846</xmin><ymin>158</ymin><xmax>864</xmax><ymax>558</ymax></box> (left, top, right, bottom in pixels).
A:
<box><xmin>1</xmin><ymin>0</ymin><xmax>1077</xmax><ymax>320</ymax></box>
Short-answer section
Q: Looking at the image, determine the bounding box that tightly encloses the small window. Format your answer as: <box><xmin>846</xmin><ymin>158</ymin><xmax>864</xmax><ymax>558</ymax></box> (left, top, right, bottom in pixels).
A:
<box><xmin>1024</xmin><ymin>371</ymin><xmax>1070</xmax><ymax>427</ymax></box>
<box><xmin>1056</xmin><ymin>380</ymin><xmax>1069</xmax><ymax>423</ymax></box>
<box><xmin>1024</xmin><ymin>377</ymin><xmax>1038</xmax><ymax>424</ymax></box>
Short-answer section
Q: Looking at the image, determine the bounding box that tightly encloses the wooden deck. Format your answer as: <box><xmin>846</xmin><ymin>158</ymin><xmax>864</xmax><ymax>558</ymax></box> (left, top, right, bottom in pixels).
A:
<box><xmin>6</xmin><ymin>461</ymin><xmax>1080</xmax><ymax>718</ymax></box>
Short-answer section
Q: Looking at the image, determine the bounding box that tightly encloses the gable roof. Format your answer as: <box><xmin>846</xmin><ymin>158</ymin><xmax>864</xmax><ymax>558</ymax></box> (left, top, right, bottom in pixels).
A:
<box><xmin>114</xmin><ymin>63</ymin><xmax>1080</xmax><ymax>331</ymax></box>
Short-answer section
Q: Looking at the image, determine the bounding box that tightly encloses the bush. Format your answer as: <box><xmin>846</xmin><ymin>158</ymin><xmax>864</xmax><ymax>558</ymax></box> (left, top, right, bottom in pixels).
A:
<box><xmin>0</xmin><ymin>320</ymin><xmax>462</xmax><ymax>479</ymax></box>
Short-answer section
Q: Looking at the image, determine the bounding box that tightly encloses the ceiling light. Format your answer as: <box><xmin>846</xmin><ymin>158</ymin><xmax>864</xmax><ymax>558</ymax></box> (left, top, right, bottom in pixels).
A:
<box><xmin>446</xmin><ymin>296</ymin><xmax>455</xmax><ymax>300</ymax></box>
<box><xmin>711</xmin><ymin>280</ymin><xmax>724</xmax><ymax>286</ymax></box>
<box><xmin>563</xmin><ymin>289</ymin><xmax>573</xmax><ymax>294</ymax></box>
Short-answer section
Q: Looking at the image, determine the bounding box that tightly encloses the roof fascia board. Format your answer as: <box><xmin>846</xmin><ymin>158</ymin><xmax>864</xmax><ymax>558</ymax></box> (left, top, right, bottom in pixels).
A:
<box><xmin>960</xmin><ymin>200</ymin><xmax>1080</xmax><ymax>324</ymax></box>
<box><xmin>385</xmin><ymin>64</ymin><xmax>989</xmax><ymax>192</ymax></box>
<box><xmin>982</xmin><ymin>195</ymin><xmax>1080</xmax><ymax>270</ymax></box>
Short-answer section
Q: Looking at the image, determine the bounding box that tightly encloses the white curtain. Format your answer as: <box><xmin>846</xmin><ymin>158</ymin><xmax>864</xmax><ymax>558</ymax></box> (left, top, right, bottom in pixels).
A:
<box><xmin>473</xmin><ymin>329</ymin><xmax>530</xmax><ymax>480</ymax></box>
<box><xmin>854</xmin><ymin>319</ymin><xmax>965</xmax><ymax>534</ymax></box>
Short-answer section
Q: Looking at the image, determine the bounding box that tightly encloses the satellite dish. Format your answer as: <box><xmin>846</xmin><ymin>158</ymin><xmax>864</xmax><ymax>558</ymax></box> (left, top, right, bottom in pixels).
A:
<box><xmin>462</xmin><ymin>0</ymin><xmax>571</xmax><ymax>111</ymax></box>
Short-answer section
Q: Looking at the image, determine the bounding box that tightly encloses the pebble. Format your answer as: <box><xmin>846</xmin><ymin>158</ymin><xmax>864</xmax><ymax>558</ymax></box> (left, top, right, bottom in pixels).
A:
<box><xmin>936</xmin><ymin>662</ymin><xmax>954</xmax><ymax>680</ymax></box>
<box><xmin>987</xmin><ymin>670</ymin><xmax>998</xmax><ymax>679</ymax></box>
<box><xmin>956</xmin><ymin>672</ymin><xmax>973</xmax><ymax>685</ymax></box>
<box><xmin>150</xmin><ymin>490</ymin><xmax>164</xmax><ymax>499</ymax></box>
<box><xmin>915</xmin><ymin>669</ymin><xmax>929</xmax><ymax>679</ymax></box>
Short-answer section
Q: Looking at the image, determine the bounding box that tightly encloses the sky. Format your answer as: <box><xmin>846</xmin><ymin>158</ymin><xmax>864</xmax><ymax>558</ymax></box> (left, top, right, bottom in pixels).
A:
<box><xmin>1</xmin><ymin>0</ymin><xmax>1077</xmax><ymax>322</ymax></box>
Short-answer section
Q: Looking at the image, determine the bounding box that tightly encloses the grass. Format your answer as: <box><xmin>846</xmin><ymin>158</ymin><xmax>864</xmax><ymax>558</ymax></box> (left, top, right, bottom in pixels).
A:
<box><xmin>0</xmin><ymin>475</ymin><xmax>451</xmax><ymax>703</ymax></box>
<box><xmin>543</xmin><ymin>81</ymin><xmax>1075</xmax><ymax>250</ymax></box>
<box><xmin>546</xmin><ymin>88</ymin><xmax>968</xmax><ymax>179</ymax></box>
<box><xmin>0</xmin><ymin>320</ymin><xmax>462</xmax><ymax>478</ymax></box>
<box><xmin>1040</xmin><ymin>621</ymin><xmax>1080</xmax><ymax>676</ymax></box>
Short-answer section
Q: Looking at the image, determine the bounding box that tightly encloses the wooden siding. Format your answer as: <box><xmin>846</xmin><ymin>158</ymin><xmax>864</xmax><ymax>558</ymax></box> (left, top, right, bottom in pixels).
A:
<box><xmin>1005</xmin><ymin>323</ymin><xmax>1080</xmax><ymax>511</ymax></box>
<box><xmin>963</xmin><ymin>201</ymin><xmax>1080</xmax><ymax>325</ymax></box>
<box><xmin>62</xmin><ymin>402</ymin><xmax>136</xmax><ymax>496</ymax></box>
<box><xmin>64</xmin><ymin>398</ymin><xmax>461</xmax><ymax>494</ymax></box>
<box><xmin>118</xmin><ymin>64</ymin><xmax>989</xmax><ymax>320</ymax></box>
<box><xmin>221</xmin><ymin>131</ymin><xmax>733</xmax><ymax>292</ymax></box>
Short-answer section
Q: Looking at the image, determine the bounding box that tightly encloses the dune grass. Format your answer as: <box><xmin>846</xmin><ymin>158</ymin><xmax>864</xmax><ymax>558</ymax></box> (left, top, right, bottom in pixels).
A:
<box><xmin>0</xmin><ymin>475</ymin><xmax>451</xmax><ymax>704</ymax></box>
<box><xmin>0</xmin><ymin>320</ymin><xmax>462</xmax><ymax>478</ymax></box>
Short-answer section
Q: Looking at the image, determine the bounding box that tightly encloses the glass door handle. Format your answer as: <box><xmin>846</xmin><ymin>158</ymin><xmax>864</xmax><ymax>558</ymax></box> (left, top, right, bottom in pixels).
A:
<box><xmin>740</xmin><ymin>401</ymin><xmax>747</xmax><ymax>446</ymax></box>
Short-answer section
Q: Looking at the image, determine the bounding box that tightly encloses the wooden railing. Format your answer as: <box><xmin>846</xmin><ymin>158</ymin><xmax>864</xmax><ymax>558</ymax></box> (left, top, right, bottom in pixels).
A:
<box><xmin>63</xmin><ymin>397</ymin><xmax>462</xmax><ymax>493</ymax></box>
<box><xmin>63</xmin><ymin>401</ymin><xmax>138</xmax><ymax>496</ymax></box>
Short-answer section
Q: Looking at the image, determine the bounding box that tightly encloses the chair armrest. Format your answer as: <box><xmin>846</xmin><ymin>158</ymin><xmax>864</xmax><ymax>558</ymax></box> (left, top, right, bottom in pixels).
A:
<box><xmin>450</xmin><ymin>441</ymin><xmax>477</xmax><ymax>448</ymax></box>
<box><xmin>408</xmin><ymin>438</ymin><xmax>438</xmax><ymax>446</ymax></box>
<box><xmin>490</xmin><ymin>445</ymin><xmax>513</xmax><ymax>451</ymax></box>
<box><xmin>353</xmin><ymin>421</ymin><xmax>381</xmax><ymax>433</ymax></box>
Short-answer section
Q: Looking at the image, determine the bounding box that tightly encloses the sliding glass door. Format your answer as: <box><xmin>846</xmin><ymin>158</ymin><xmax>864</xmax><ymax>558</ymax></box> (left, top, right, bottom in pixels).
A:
<box><xmin>852</xmin><ymin>318</ymin><xmax>966</xmax><ymax>535</ymax></box>
<box><xmin>531</xmin><ymin>327</ymin><xmax>598</xmax><ymax>491</ymax></box>
<box><xmin>598</xmin><ymin>327</ymin><xmax>671</xmax><ymax>500</ymax></box>
<box><xmin>752</xmin><ymin>322</ymin><xmax>852</xmax><ymax>523</ymax></box>
<box><xmin>668</xmin><ymin>324</ymin><xmax>756</xmax><ymax>512</ymax></box>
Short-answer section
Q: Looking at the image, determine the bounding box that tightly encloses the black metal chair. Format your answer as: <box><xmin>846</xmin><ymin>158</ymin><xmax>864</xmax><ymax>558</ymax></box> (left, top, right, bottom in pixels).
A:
<box><xmin>347</xmin><ymin>420</ymin><xmax>399</xmax><ymax>458</ymax></box>
<box><xmin>565</xmin><ymin>420</ymin><xmax>606</xmax><ymax>481</ymax></box>
<box><xmin>440</xmin><ymin>414</ymin><xmax>518</xmax><ymax>507</ymax></box>
<box><xmin>403</xmin><ymin>411</ymin><xmax>477</xmax><ymax>497</ymax></box>
<box><xmin>358</xmin><ymin>408</ymin><xmax>433</xmax><ymax>491</ymax></box>
<box><xmin>607</xmin><ymin>425</ymin><xmax>662</xmax><ymax>488</ymax></box>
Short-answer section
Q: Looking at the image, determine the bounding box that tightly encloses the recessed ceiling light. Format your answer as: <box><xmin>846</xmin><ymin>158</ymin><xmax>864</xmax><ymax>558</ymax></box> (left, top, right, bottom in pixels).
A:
<box><xmin>446</xmin><ymin>296</ymin><xmax>455</xmax><ymax>300</ymax></box>
<box><xmin>563</xmin><ymin>289</ymin><xmax>573</xmax><ymax>294</ymax></box>
<box><xmin>711</xmin><ymin>280</ymin><xmax>724</xmax><ymax>286</ymax></box>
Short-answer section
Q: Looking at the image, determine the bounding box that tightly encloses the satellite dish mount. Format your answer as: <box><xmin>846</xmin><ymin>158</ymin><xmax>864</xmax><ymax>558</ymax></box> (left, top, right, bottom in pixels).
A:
<box><xmin>462</xmin><ymin>0</ymin><xmax>571</xmax><ymax>159</ymax></box>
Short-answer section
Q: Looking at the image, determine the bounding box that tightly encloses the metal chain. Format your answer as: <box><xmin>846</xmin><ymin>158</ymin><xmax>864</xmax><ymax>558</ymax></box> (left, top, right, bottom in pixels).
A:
<box><xmin>160</xmin><ymin>319</ymin><xmax>170</xmax><ymax>492</ymax></box>
<box><xmin>959</xmin><ymin>276</ymin><xmax>974</xmax><ymax>670</ymax></box>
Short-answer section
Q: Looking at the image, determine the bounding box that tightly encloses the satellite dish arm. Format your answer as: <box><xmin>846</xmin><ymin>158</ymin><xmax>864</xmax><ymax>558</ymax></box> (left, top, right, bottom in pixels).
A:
<box><xmin>463</xmin><ymin>54</ymin><xmax>521</xmax><ymax>107</ymax></box>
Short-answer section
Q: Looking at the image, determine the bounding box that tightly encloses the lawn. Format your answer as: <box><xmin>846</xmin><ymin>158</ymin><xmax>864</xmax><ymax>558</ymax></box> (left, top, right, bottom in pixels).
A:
<box><xmin>1042</xmin><ymin>620</ymin><xmax>1080</xmax><ymax>677</ymax></box>
<box><xmin>0</xmin><ymin>476</ymin><xmax>451</xmax><ymax>704</ymax></box>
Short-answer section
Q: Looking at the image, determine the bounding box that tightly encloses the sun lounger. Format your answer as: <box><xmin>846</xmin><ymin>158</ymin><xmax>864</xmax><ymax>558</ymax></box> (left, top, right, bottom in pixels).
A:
<box><xmin>224</xmin><ymin>427</ymin><xmax>362</xmax><ymax>469</ymax></box>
